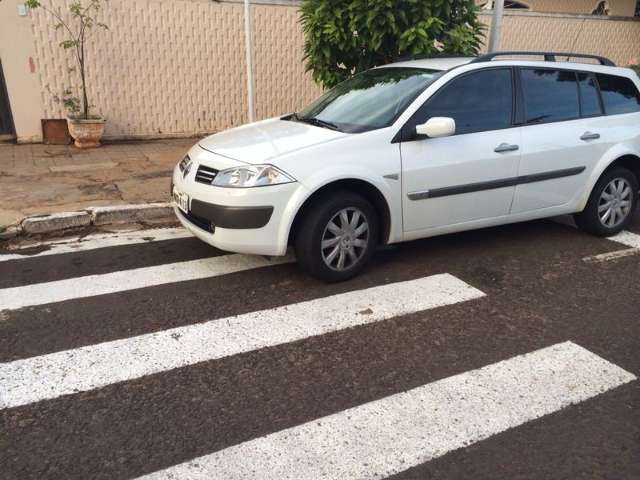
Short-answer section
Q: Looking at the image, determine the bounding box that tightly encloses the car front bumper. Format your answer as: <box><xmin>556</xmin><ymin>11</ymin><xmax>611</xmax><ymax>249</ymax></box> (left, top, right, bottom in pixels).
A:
<box><xmin>171</xmin><ymin>145</ymin><xmax>306</xmax><ymax>256</ymax></box>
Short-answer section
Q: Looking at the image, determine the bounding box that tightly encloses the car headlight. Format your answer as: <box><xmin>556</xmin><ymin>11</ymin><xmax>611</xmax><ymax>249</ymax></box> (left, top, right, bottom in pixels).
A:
<box><xmin>178</xmin><ymin>155</ymin><xmax>191</xmax><ymax>173</ymax></box>
<box><xmin>212</xmin><ymin>165</ymin><xmax>295</xmax><ymax>188</ymax></box>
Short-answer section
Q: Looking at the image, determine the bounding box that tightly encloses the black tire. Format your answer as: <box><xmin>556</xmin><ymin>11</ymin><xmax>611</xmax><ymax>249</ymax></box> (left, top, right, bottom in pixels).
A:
<box><xmin>574</xmin><ymin>167</ymin><xmax>639</xmax><ymax>237</ymax></box>
<box><xmin>294</xmin><ymin>191</ymin><xmax>379</xmax><ymax>282</ymax></box>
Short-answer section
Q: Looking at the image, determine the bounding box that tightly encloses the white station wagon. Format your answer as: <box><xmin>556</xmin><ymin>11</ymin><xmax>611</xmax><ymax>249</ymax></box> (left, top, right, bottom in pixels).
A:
<box><xmin>172</xmin><ymin>51</ymin><xmax>640</xmax><ymax>281</ymax></box>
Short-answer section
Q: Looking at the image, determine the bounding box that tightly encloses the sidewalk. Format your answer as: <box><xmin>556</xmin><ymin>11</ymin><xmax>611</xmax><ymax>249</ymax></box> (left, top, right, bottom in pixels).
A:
<box><xmin>0</xmin><ymin>138</ymin><xmax>198</xmax><ymax>236</ymax></box>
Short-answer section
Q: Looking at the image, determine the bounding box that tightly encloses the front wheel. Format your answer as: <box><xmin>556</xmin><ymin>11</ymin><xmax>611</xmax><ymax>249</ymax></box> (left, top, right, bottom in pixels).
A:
<box><xmin>574</xmin><ymin>167</ymin><xmax>638</xmax><ymax>237</ymax></box>
<box><xmin>294</xmin><ymin>192</ymin><xmax>379</xmax><ymax>282</ymax></box>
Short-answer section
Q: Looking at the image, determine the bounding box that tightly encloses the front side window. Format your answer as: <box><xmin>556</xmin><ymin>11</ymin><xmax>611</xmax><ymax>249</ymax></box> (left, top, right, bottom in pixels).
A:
<box><xmin>521</xmin><ymin>68</ymin><xmax>579</xmax><ymax>124</ymax></box>
<box><xmin>296</xmin><ymin>68</ymin><xmax>442</xmax><ymax>133</ymax></box>
<box><xmin>596</xmin><ymin>74</ymin><xmax>640</xmax><ymax>115</ymax></box>
<box><xmin>409</xmin><ymin>68</ymin><xmax>513</xmax><ymax>136</ymax></box>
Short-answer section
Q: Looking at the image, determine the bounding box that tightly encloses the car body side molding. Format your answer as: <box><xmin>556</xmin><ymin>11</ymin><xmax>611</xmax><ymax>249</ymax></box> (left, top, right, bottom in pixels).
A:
<box><xmin>408</xmin><ymin>166</ymin><xmax>586</xmax><ymax>201</ymax></box>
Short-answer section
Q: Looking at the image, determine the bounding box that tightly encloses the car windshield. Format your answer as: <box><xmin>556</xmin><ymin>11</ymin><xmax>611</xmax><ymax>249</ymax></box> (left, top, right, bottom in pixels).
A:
<box><xmin>292</xmin><ymin>67</ymin><xmax>443</xmax><ymax>133</ymax></box>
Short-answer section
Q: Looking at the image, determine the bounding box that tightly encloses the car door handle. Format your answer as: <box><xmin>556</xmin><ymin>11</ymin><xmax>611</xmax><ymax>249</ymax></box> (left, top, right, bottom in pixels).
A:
<box><xmin>494</xmin><ymin>143</ymin><xmax>519</xmax><ymax>153</ymax></box>
<box><xmin>580</xmin><ymin>132</ymin><xmax>600</xmax><ymax>141</ymax></box>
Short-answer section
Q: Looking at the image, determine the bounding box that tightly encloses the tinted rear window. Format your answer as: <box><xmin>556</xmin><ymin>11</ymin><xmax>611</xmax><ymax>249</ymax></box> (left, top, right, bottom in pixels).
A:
<box><xmin>596</xmin><ymin>74</ymin><xmax>640</xmax><ymax>115</ymax></box>
<box><xmin>521</xmin><ymin>69</ymin><xmax>579</xmax><ymax>124</ymax></box>
<box><xmin>577</xmin><ymin>72</ymin><xmax>602</xmax><ymax>117</ymax></box>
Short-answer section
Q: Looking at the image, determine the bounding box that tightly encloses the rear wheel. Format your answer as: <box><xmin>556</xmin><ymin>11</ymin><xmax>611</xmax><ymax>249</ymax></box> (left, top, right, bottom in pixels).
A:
<box><xmin>294</xmin><ymin>191</ymin><xmax>379</xmax><ymax>282</ymax></box>
<box><xmin>574</xmin><ymin>167</ymin><xmax>638</xmax><ymax>237</ymax></box>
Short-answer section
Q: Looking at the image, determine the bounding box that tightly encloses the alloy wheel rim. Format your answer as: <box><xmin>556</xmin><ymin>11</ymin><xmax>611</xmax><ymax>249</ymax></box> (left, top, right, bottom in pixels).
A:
<box><xmin>321</xmin><ymin>207</ymin><xmax>370</xmax><ymax>271</ymax></box>
<box><xmin>598</xmin><ymin>177</ymin><xmax>633</xmax><ymax>228</ymax></box>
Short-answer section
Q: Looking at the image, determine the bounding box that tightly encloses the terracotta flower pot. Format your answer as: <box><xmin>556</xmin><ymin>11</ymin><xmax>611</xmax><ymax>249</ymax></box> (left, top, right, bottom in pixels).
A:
<box><xmin>67</xmin><ymin>117</ymin><xmax>106</xmax><ymax>149</ymax></box>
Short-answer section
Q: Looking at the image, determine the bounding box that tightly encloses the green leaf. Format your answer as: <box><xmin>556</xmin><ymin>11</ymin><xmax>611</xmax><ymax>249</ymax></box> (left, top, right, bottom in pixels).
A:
<box><xmin>60</xmin><ymin>40</ymin><xmax>79</xmax><ymax>49</ymax></box>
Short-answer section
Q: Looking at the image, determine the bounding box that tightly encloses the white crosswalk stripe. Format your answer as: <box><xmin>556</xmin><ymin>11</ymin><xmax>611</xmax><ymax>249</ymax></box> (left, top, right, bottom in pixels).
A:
<box><xmin>582</xmin><ymin>230</ymin><xmax>640</xmax><ymax>263</ymax></box>
<box><xmin>0</xmin><ymin>274</ymin><xmax>484</xmax><ymax>409</ymax></box>
<box><xmin>0</xmin><ymin>253</ymin><xmax>294</xmax><ymax>312</ymax></box>
<box><xmin>611</xmin><ymin>230</ymin><xmax>640</xmax><ymax>249</ymax></box>
<box><xmin>0</xmin><ymin>227</ymin><xmax>192</xmax><ymax>262</ymax></box>
<box><xmin>139</xmin><ymin>341</ymin><xmax>636</xmax><ymax>480</ymax></box>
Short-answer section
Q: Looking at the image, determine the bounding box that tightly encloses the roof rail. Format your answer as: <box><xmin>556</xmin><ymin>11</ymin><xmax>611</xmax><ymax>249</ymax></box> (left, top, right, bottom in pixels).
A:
<box><xmin>471</xmin><ymin>51</ymin><xmax>616</xmax><ymax>67</ymax></box>
<box><xmin>394</xmin><ymin>53</ymin><xmax>473</xmax><ymax>62</ymax></box>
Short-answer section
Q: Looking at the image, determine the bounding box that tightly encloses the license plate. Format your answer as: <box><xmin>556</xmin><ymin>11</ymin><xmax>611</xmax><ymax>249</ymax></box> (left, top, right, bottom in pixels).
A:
<box><xmin>173</xmin><ymin>187</ymin><xmax>190</xmax><ymax>214</ymax></box>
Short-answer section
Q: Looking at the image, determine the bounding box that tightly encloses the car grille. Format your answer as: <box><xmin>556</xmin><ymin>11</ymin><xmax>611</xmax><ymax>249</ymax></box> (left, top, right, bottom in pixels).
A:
<box><xmin>177</xmin><ymin>208</ymin><xmax>215</xmax><ymax>233</ymax></box>
<box><xmin>195</xmin><ymin>165</ymin><xmax>219</xmax><ymax>185</ymax></box>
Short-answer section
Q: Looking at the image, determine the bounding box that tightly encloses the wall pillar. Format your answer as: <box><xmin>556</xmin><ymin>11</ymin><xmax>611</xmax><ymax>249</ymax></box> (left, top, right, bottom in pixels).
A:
<box><xmin>0</xmin><ymin>0</ymin><xmax>45</xmax><ymax>143</ymax></box>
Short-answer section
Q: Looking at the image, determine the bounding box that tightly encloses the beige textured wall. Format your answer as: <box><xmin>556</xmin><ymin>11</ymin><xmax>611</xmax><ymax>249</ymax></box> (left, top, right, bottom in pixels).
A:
<box><xmin>477</xmin><ymin>0</ymin><xmax>637</xmax><ymax>16</ymax></box>
<box><xmin>3</xmin><ymin>0</ymin><xmax>639</xmax><ymax>142</ymax></box>
<box><xmin>525</xmin><ymin>0</ymin><xmax>636</xmax><ymax>17</ymax></box>
<box><xmin>29</xmin><ymin>0</ymin><xmax>249</xmax><ymax>139</ymax></box>
<box><xmin>252</xmin><ymin>4</ymin><xmax>323</xmax><ymax>120</ymax></box>
<box><xmin>479</xmin><ymin>12</ymin><xmax>640</xmax><ymax>65</ymax></box>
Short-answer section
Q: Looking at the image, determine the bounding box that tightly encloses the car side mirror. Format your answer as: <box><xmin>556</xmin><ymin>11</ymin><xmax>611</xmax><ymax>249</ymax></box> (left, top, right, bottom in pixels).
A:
<box><xmin>415</xmin><ymin>117</ymin><xmax>456</xmax><ymax>139</ymax></box>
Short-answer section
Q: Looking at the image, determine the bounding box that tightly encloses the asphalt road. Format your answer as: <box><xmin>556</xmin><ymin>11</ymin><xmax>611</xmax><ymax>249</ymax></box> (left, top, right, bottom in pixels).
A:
<box><xmin>0</xmin><ymin>210</ymin><xmax>639</xmax><ymax>480</ymax></box>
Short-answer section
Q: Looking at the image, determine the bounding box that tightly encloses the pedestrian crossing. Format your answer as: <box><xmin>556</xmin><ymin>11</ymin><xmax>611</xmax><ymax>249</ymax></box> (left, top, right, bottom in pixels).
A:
<box><xmin>582</xmin><ymin>230</ymin><xmax>640</xmax><ymax>263</ymax></box>
<box><xmin>0</xmin><ymin>274</ymin><xmax>484</xmax><ymax>408</ymax></box>
<box><xmin>0</xmin><ymin>253</ymin><xmax>293</xmax><ymax>312</ymax></box>
<box><xmin>611</xmin><ymin>230</ymin><xmax>640</xmax><ymax>249</ymax></box>
<box><xmin>1</xmin><ymin>227</ymin><xmax>637</xmax><ymax>479</ymax></box>
<box><xmin>139</xmin><ymin>342</ymin><xmax>634</xmax><ymax>480</ymax></box>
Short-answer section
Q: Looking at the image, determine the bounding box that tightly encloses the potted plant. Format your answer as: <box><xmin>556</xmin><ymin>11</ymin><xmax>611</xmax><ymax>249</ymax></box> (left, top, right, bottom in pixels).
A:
<box><xmin>26</xmin><ymin>0</ymin><xmax>109</xmax><ymax>148</ymax></box>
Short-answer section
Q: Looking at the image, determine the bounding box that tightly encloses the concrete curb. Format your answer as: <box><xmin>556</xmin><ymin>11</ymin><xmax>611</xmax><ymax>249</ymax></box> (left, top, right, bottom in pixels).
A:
<box><xmin>90</xmin><ymin>203</ymin><xmax>174</xmax><ymax>225</ymax></box>
<box><xmin>22</xmin><ymin>211</ymin><xmax>92</xmax><ymax>235</ymax></box>
<box><xmin>0</xmin><ymin>202</ymin><xmax>175</xmax><ymax>241</ymax></box>
<box><xmin>0</xmin><ymin>225</ymin><xmax>23</xmax><ymax>241</ymax></box>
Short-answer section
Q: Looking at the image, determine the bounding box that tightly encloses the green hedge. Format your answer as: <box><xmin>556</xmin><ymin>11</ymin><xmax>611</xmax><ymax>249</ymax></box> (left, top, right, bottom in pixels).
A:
<box><xmin>300</xmin><ymin>0</ymin><xmax>484</xmax><ymax>89</ymax></box>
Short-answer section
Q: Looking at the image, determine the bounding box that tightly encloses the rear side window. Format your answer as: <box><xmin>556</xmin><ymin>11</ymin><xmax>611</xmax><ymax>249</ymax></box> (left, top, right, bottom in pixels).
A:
<box><xmin>412</xmin><ymin>68</ymin><xmax>513</xmax><ymax>136</ymax></box>
<box><xmin>521</xmin><ymin>69</ymin><xmax>579</xmax><ymax>124</ymax></box>
<box><xmin>596</xmin><ymin>74</ymin><xmax>640</xmax><ymax>115</ymax></box>
<box><xmin>577</xmin><ymin>72</ymin><xmax>602</xmax><ymax>117</ymax></box>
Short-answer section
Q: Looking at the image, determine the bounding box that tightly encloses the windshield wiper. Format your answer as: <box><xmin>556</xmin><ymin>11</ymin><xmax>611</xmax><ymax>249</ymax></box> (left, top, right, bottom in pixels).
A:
<box><xmin>288</xmin><ymin>113</ymin><xmax>341</xmax><ymax>132</ymax></box>
<box><xmin>305</xmin><ymin>117</ymin><xmax>341</xmax><ymax>131</ymax></box>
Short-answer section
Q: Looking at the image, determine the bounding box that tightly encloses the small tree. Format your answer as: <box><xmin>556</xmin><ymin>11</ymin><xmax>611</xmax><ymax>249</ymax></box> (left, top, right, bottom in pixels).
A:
<box><xmin>26</xmin><ymin>0</ymin><xmax>108</xmax><ymax>119</ymax></box>
<box><xmin>300</xmin><ymin>0</ymin><xmax>484</xmax><ymax>89</ymax></box>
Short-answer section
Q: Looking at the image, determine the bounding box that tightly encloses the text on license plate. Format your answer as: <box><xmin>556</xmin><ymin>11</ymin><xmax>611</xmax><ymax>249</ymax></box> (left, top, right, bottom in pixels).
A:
<box><xmin>173</xmin><ymin>188</ymin><xmax>190</xmax><ymax>213</ymax></box>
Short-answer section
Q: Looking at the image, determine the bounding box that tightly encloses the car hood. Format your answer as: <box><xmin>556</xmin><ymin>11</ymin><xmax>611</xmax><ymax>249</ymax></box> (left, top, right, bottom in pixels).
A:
<box><xmin>198</xmin><ymin>118</ymin><xmax>348</xmax><ymax>165</ymax></box>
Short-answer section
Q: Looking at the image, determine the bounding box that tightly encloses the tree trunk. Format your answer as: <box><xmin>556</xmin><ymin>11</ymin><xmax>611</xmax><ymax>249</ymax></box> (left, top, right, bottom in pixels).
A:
<box><xmin>80</xmin><ymin>42</ymin><xmax>89</xmax><ymax>119</ymax></box>
<box><xmin>81</xmin><ymin>71</ymin><xmax>89</xmax><ymax>119</ymax></box>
